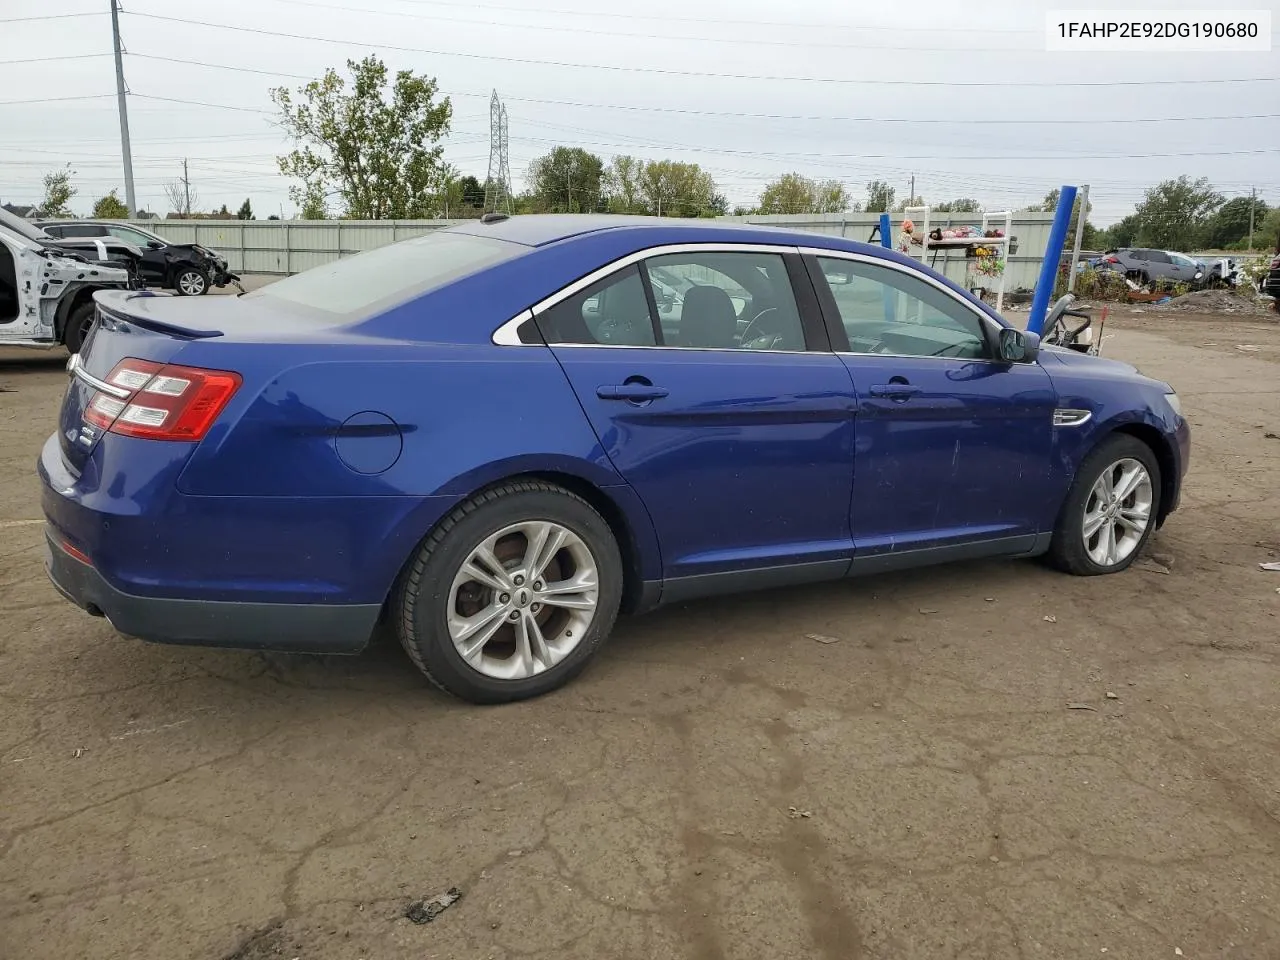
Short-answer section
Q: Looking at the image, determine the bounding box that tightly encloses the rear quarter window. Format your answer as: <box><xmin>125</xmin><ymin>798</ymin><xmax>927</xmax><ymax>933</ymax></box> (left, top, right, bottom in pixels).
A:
<box><xmin>252</xmin><ymin>232</ymin><xmax>523</xmax><ymax>317</ymax></box>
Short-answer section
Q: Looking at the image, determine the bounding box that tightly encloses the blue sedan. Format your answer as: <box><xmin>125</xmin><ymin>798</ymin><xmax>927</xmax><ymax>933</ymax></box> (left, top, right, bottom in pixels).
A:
<box><xmin>40</xmin><ymin>215</ymin><xmax>1190</xmax><ymax>703</ymax></box>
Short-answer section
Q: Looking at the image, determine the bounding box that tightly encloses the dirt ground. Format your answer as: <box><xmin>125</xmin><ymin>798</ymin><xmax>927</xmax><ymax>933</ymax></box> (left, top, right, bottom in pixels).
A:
<box><xmin>1</xmin><ymin>309</ymin><xmax>1279</xmax><ymax>960</ymax></box>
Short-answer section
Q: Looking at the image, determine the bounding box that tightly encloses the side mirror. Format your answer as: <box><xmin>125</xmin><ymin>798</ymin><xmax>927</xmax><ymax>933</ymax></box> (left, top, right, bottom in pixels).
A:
<box><xmin>146</xmin><ymin>240</ymin><xmax>164</xmax><ymax>250</ymax></box>
<box><xmin>998</xmin><ymin>327</ymin><xmax>1039</xmax><ymax>364</ymax></box>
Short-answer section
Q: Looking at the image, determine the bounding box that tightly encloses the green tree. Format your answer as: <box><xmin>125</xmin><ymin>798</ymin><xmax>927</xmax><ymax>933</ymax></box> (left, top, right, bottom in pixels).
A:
<box><xmin>434</xmin><ymin>164</ymin><xmax>466</xmax><ymax>218</ymax></box>
<box><xmin>1098</xmin><ymin>213</ymin><xmax>1141</xmax><ymax>249</ymax></box>
<box><xmin>731</xmin><ymin>205</ymin><xmax>757</xmax><ymax>217</ymax></box>
<box><xmin>1133</xmin><ymin>176</ymin><xmax>1223</xmax><ymax>249</ymax></box>
<box><xmin>40</xmin><ymin>166</ymin><xmax>76</xmax><ymax>217</ymax></box>
<box><xmin>638</xmin><ymin>160</ymin><xmax>719</xmax><ymax>217</ymax></box>
<box><xmin>458</xmin><ymin>175</ymin><xmax>484</xmax><ymax>209</ymax></box>
<box><xmin>526</xmin><ymin>146</ymin><xmax>605</xmax><ymax>213</ymax></box>
<box><xmin>91</xmin><ymin>189</ymin><xmax>128</xmax><ymax>219</ymax></box>
<box><xmin>237</xmin><ymin>198</ymin><xmax>254</xmax><ymax>220</ymax></box>
<box><xmin>894</xmin><ymin>193</ymin><xmax>925</xmax><ymax>212</ymax></box>
<box><xmin>1029</xmin><ymin>187</ymin><xmax>1097</xmax><ymax>249</ymax></box>
<box><xmin>758</xmin><ymin>173</ymin><xmax>851</xmax><ymax>215</ymax></box>
<box><xmin>602</xmin><ymin>155</ymin><xmax>646</xmax><ymax>214</ymax></box>
<box><xmin>933</xmin><ymin>198</ymin><xmax>982</xmax><ymax>213</ymax></box>
<box><xmin>1203</xmin><ymin>195</ymin><xmax>1269</xmax><ymax>249</ymax></box>
<box><xmin>271</xmin><ymin>55</ymin><xmax>452</xmax><ymax>220</ymax></box>
<box><xmin>865</xmin><ymin>179</ymin><xmax>895</xmax><ymax>212</ymax></box>
<box><xmin>1256</xmin><ymin>207</ymin><xmax>1280</xmax><ymax>251</ymax></box>
<box><xmin>298</xmin><ymin>182</ymin><xmax>328</xmax><ymax>220</ymax></box>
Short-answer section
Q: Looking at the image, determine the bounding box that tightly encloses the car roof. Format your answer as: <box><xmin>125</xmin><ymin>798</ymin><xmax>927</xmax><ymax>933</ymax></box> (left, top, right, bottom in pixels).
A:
<box><xmin>446</xmin><ymin>213</ymin><xmax>891</xmax><ymax>257</ymax></box>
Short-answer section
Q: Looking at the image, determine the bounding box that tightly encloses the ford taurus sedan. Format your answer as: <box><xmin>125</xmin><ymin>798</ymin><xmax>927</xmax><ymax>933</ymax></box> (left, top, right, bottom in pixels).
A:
<box><xmin>40</xmin><ymin>215</ymin><xmax>1190</xmax><ymax>703</ymax></box>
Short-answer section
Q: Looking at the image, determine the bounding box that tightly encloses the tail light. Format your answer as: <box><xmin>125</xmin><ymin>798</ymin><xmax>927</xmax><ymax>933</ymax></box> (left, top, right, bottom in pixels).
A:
<box><xmin>84</xmin><ymin>357</ymin><xmax>241</xmax><ymax>441</ymax></box>
<box><xmin>1103</xmin><ymin>255</ymin><xmax>1120</xmax><ymax>264</ymax></box>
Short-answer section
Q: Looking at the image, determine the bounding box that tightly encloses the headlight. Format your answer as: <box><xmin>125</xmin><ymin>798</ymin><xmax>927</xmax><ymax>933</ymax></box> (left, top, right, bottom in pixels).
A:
<box><xmin>1165</xmin><ymin>392</ymin><xmax>1182</xmax><ymax>417</ymax></box>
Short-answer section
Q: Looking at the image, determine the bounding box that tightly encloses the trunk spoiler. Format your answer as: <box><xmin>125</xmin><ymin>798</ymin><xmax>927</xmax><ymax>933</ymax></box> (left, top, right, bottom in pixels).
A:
<box><xmin>94</xmin><ymin>290</ymin><xmax>224</xmax><ymax>339</ymax></box>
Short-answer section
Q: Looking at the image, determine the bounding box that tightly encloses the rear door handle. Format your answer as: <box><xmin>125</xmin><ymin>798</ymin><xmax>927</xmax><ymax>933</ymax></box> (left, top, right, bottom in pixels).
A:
<box><xmin>868</xmin><ymin>383</ymin><xmax>922</xmax><ymax>399</ymax></box>
<box><xmin>597</xmin><ymin>384</ymin><xmax>670</xmax><ymax>402</ymax></box>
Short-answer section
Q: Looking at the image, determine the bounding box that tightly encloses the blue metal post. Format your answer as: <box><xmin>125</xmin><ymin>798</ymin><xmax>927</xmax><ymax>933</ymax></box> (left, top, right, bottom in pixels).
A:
<box><xmin>1027</xmin><ymin>185</ymin><xmax>1077</xmax><ymax>335</ymax></box>
<box><xmin>879</xmin><ymin>212</ymin><xmax>894</xmax><ymax>322</ymax></box>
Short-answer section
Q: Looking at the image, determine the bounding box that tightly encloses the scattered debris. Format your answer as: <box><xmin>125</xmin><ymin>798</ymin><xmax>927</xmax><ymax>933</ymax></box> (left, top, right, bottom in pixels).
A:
<box><xmin>787</xmin><ymin>806</ymin><xmax>812</xmax><ymax>819</ymax></box>
<box><xmin>1237</xmin><ymin>344</ymin><xmax>1260</xmax><ymax>352</ymax></box>
<box><xmin>989</xmin><ymin>855</ymin><xmax>1000</xmax><ymax>863</ymax></box>
<box><xmin>1043</xmin><ymin>615</ymin><xmax>1057</xmax><ymax>624</ymax></box>
<box><xmin>1067</xmin><ymin>703</ymin><xmax>1098</xmax><ymax>711</ymax></box>
<box><xmin>1175</xmin><ymin>949</ymin><xmax>1183</xmax><ymax>957</ymax></box>
<box><xmin>984</xmin><ymin>597</ymin><xmax>995</xmax><ymax>602</ymax></box>
<box><xmin>404</xmin><ymin>887</ymin><xmax>462</xmax><ymax>924</ymax></box>
<box><xmin>918</xmin><ymin>607</ymin><xmax>939</xmax><ymax>615</ymax></box>
<box><xmin>1261</xmin><ymin>562</ymin><xmax>1280</xmax><ymax>572</ymax></box>
<box><xmin>806</xmin><ymin>633</ymin><xmax>841</xmax><ymax>645</ymax></box>
<box><xmin>1106</xmin><ymin>691</ymin><xmax>1119</xmax><ymax>700</ymax></box>
<box><xmin>1150</xmin><ymin>288</ymin><xmax>1277</xmax><ymax>316</ymax></box>
<box><xmin>73</xmin><ymin>748</ymin><xmax>83</xmax><ymax>759</ymax></box>
<box><xmin>1134</xmin><ymin>557</ymin><xmax>1172</xmax><ymax>575</ymax></box>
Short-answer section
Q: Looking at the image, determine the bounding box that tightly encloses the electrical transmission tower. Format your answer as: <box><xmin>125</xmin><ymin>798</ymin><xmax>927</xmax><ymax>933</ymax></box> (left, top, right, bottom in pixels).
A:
<box><xmin>484</xmin><ymin>90</ymin><xmax>513</xmax><ymax>216</ymax></box>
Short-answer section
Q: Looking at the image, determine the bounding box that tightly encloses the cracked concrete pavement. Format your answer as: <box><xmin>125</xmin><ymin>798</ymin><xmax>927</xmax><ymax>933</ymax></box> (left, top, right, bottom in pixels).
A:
<box><xmin>1</xmin><ymin>310</ymin><xmax>1278</xmax><ymax>959</ymax></box>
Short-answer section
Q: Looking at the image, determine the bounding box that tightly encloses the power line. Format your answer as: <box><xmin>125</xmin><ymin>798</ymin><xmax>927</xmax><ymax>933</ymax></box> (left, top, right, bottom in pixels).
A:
<box><xmin>263</xmin><ymin>0</ymin><xmax>1036</xmax><ymax>53</ymax></box>
<box><xmin>124</xmin><ymin>54</ymin><xmax>1280</xmax><ymax>126</ymax></box>
<box><xmin>279</xmin><ymin>0</ymin><xmax>1038</xmax><ymax>34</ymax></box>
<box><xmin>123</xmin><ymin>13</ymin><xmax>1280</xmax><ymax>88</ymax></box>
<box><xmin>0</xmin><ymin>94</ymin><xmax>116</xmax><ymax>106</ymax></box>
<box><xmin>0</xmin><ymin>54</ymin><xmax>113</xmax><ymax>66</ymax></box>
<box><xmin>0</xmin><ymin>12</ymin><xmax>105</xmax><ymax>23</ymax></box>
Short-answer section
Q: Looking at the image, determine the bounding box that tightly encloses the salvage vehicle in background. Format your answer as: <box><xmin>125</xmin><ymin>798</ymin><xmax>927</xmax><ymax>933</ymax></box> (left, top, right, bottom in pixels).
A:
<box><xmin>2</xmin><ymin>207</ymin><xmax>142</xmax><ymax>286</ymax></box>
<box><xmin>40</xmin><ymin>215</ymin><xmax>1190</xmax><ymax>704</ymax></box>
<box><xmin>1093</xmin><ymin>247</ymin><xmax>1204</xmax><ymax>287</ymax></box>
<box><xmin>1</xmin><ymin>209</ymin><xmax>133</xmax><ymax>352</ymax></box>
<box><xmin>39</xmin><ymin>220</ymin><xmax>240</xmax><ymax>296</ymax></box>
<box><xmin>1260</xmin><ymin>251</ymin><xmax>1280</xmax><ymax>310</ymax></box>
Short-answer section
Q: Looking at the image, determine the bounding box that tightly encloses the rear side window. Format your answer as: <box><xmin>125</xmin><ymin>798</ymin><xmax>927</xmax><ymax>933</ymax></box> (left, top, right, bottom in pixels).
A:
<box><xmin>54</xmin><ymin>224</ymin><xmax>108</xmax><ymax>238</ymax></box>
<box><xmin>253</xmin><ymin>232</ymin><xmax>522</xmax><ymax>316</ymax></box>
<box><xmin>1146</xmin><ymin>250</ymin><xmax>1171</xmax><ymax>264</ymax></box>
<box><xmin>537</xmin><ymin>265</ymin><xmax>657</xmax><ymax>346</ymax></box>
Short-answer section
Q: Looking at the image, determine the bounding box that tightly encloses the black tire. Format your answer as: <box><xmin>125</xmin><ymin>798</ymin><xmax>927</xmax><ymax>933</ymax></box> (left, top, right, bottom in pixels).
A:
<box><xmin>63</xmin><ymin>302</ymin><xmax>95</xmax><ymax>354</ymax></box>
<box><xmin>172</xmin><ymin>265</ymin><xmax>209</xmax><ymax>296</ymax></box>
<box><xmin>394</xmin><ymin>481</ymin><xmax>623</xmax><ymax>704</ymax></box>
<box><xmin>1047</xmin><ymin>434</ymin><xmax>1162</xmax><ymax>576</ymax></box>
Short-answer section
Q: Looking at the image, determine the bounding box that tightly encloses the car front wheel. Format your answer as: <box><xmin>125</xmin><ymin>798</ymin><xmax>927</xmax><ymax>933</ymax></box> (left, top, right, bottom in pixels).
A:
<box><xmin>1048</xmin><ymin>435</ymin><xmax>1162</xmax><ymax>576</ymax></box>
<box><xmin>173</xmin><ymin>266</ymin><xmax>209</xmax><ymax>296</ymax></box>
<box><xmin>395</xmin><ymin>481</ymin><xmax>623</xmax><ymax>703</ymax></box>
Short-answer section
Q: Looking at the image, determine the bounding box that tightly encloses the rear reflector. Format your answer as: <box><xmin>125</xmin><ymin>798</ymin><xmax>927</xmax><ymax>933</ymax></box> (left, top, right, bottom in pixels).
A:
<box><xmin>84</xmin><ymin>358</ymin><xmax>241</xmax><ymax>441</ymax></box>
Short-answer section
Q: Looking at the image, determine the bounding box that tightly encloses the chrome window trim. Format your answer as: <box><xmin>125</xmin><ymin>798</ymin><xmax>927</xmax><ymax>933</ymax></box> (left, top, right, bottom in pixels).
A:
<box><xmin>490</xmin><ymin>242</ymin><xmax>801</xmax><ymax>346</ymax></box>
<box><xmin>799</xmin><ymin>246</ymin><xmax>1009</xmax><ymax>363</ymax></box>
<box><xmin>67</xmin><ymin>352</ymin><xmax>131</xmax><ymax>399</ymax></box>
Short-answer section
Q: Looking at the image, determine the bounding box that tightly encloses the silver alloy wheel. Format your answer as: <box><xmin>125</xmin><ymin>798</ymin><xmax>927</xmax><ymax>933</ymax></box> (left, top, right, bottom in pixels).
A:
<box><xmin>177</xmin><ymin>270</ymin><xmax>206</xmax><ymax>295</ymax></box>
<box><xmin>1082</xmin><ymin>457</ymin><xmax>1153</xmax><ymax>567</ymax></box>
<box><xmin>447</xmin><ymin>520</ymin><xmax>599</xmax><ymax>680</ymax></box>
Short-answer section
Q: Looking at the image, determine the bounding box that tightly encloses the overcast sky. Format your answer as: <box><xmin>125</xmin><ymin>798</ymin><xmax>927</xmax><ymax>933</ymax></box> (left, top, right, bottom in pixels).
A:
<box><xmin>2</xmin><ymin>0</ymin><xmax>1277</xmax><ymax>223</ymax></box>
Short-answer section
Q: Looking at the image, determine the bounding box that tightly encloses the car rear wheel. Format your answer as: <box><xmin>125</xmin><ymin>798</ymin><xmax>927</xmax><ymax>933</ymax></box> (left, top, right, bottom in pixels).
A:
<box><xmin>173</xmin><ymin>266</ymin><xmax>209</xmax><ymax>296</ymax></box>
<box><xmin>63</xmin><ymin>302</ymin><xmax>95</xmax><ymax>354</ymax></box>
<box><xmin>395</xmin><ymin>480</ymin><xmax>623</xmax><ymax>703</ymax></box>
<box><xmin>1048</xmin><ymin>434</ymin><xmax>1161</xmax><ymax>576</ymax></box>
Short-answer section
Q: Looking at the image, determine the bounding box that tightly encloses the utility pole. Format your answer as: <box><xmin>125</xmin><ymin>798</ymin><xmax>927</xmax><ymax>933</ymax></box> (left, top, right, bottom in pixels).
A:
<box><xmin>909</xmin><ymin>174</ymin><xmax>915</xmax><ymax>204</ymax></box>
<box><xmin>1248</xmin><ymin>186</ymin><xmax>1256</xmax><ymax>252</ymax></box>
<box><xmin>182</xmin><ymin>158</ymin><xmax>191</xmax><ymax>216</ymax></box>
<box><xmin>110</xmin><ymin>0</ymin><xmax>136</xmax><ymax>217</ymax></box>
<box><xmin>1067</xmin><ymin>183</ymin><xmax>1090</xmax><ymax>294</ymax></box>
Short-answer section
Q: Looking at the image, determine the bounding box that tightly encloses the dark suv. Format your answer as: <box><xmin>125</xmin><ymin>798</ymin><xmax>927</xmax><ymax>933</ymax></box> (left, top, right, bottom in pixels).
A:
<box><xmin>39</xmin><ymin>220</ymin><xmax>239</xmax><ymax>296</ymax></box>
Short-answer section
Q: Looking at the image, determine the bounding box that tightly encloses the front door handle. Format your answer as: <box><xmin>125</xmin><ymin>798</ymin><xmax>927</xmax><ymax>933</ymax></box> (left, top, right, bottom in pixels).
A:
<box><xmin>597</xmin><ymin>383</ymin><xmax>670</xmax><ymax>402</ymax></box>
<box><xmin>868</xmin><ymin>383</ymin><xmax>922</xmax><ymax>400</ymax></box>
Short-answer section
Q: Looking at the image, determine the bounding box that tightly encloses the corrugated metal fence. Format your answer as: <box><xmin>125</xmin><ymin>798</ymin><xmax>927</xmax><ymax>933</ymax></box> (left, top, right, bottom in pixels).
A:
<box><xmin>130</xmin><ymin>212</ymin><xmax>1058</xmax><ymax>291</ymax></box>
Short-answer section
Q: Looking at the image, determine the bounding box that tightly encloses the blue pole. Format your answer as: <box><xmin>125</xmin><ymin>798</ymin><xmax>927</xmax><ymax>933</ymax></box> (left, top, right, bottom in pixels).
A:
<box><xmin>879</xmin><ymin>213</ymin><xmax>894</xmax><ymax>323</ymax></box>
<box><xmin>1027</xmin><ymin>185</ymin><xmax>1077</xmax><ymax>335</ymax></box>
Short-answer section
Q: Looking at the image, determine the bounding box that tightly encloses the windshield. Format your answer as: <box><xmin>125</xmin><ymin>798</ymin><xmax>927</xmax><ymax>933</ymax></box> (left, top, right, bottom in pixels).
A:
<box><xmin>0</xmin><ymin>207</ymin><xmax>52</xmax><ymax>243</ymax></box>
<box><xmin>251</xmin><ymin>231</ymin><xmax>524</xmax><ymax>317</ymax></box>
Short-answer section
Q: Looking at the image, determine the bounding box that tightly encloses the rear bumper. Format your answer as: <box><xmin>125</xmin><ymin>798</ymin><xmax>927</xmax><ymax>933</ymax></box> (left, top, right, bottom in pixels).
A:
<box><xmin>44</xmin><ymin>530</ymin><xmax>379</xmax><ymax>653</ymax></box>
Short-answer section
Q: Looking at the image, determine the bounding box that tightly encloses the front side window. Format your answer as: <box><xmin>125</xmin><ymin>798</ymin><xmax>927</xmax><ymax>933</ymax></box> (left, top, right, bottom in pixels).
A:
<box><xmin>642</xmin><ymin>251</ymin><xmax>805</xmax><ymax>351</ymax></box>
<box><xmin>537</xmin><ymin>265</ymin><xmax>657</xmax><ymax>346</ymax></box>
<box><xmin>816</xmin><ymin>256</ymin><xmax>990</xmax><ymax>360</ymax></box>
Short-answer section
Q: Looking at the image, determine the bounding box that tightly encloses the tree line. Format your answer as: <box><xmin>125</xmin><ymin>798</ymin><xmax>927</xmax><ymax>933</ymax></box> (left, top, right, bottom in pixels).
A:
<box><xmin>16</xmin><ymin>56</ymin><xmax>1275</xmax><ymax>254</ymax></box>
